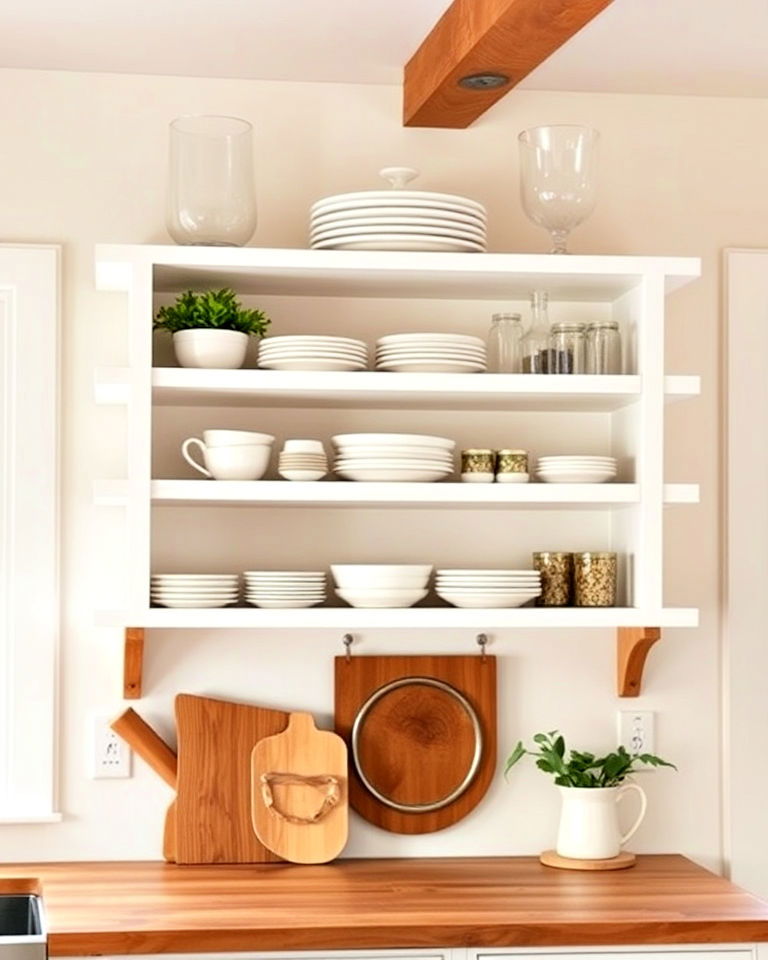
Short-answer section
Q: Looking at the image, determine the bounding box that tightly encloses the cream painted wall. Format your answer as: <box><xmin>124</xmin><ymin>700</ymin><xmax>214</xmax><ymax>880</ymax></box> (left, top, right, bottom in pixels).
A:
<box><xmin>0</xmin><ymin>67</ymin><xmax>764</xmax><ymax>871</ymax></box>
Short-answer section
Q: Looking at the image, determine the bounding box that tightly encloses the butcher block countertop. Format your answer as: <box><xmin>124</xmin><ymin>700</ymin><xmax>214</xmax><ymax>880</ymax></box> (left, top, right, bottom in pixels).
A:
<box><xmin>3</xmin><ymin>855</ymin><xmax>768</xmax><ymax>956</ymax></box>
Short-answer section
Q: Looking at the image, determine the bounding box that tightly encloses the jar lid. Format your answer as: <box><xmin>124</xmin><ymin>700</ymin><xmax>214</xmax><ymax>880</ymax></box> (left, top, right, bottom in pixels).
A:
<box><xmin>586</xmin><ymin>320</ymin><xmax>619</xmax><ymax>330</ymax></box>
<box><xmin>575</xmin><ymin>551</ymin><xmax>617</xmax><ymax>559</ymax></box>
<box><xmin>551</xmin><ymin>321</ymin><xmax>586</xmax><ymax>333</ymax></box>
<box><xmin>462</xmin><ymin>448</ymin><xmax>495</xmax><ymax>454</ymax></box>
<box><xmin>497</xmin><ymin>448</ymin><xmax>527</xmax><ymax>455</ymax></box>
<box><xmin>491</xmin><ymin>312</ymin><xmax>522</xmax><ymax>322</ymax></box>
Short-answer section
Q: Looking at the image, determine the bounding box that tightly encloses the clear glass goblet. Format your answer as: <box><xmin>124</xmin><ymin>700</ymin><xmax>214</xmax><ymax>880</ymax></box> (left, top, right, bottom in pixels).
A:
<box><xmin>166</xmin><ymin>115</ymin><xmax>257</xmax><ymax>246</ymax></box>
<box><xmin>518</xmin><ymin>125</ymin><xmax>599</xmax><ymax>254</ymax></box>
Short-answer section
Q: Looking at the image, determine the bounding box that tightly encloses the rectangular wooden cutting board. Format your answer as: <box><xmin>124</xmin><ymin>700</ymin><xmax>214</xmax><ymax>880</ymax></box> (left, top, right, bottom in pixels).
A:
<box><xmin>175</xmin><ymin>694</ymin><xmax>289</xmax><ymax>864</ymax></box>
<box><xmin>334</xmin><ymin>654</ymin><xmax>496</xmax><ymax>835</ymax></box>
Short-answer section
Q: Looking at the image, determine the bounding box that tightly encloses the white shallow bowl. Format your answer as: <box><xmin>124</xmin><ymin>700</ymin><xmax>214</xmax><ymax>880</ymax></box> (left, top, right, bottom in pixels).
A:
<box><xmin>331</xmin><ymin>564</ymin><xmax>431</xmax><ymax>587</ymax></box>
<box><xmin>279</xmin><ymin>469</ymin><xmax>327</xmax><ymax>481</ymax></box>
<box><xmin>436</xmin><ymin>591</ymin><xmax>539</xmax><ymax>608</ymax></box>
<box><xmin>282</xmin><ymin>440</ymin><xmax>326</xmax><ymax>454</ymax></box>
<box><xmin>537</xmin><ymin>473</ymin><xmax>616</xmax><ymax>484</ymax></box>
<box><xmin>335</xmin><ymin>588</ymin><xmax>428</xmax><ymax>608</ymax></box>
<box><xmin>245</xmin><ymin>598</ymin><xmax>325</xmax><ymax>608</ymax></box>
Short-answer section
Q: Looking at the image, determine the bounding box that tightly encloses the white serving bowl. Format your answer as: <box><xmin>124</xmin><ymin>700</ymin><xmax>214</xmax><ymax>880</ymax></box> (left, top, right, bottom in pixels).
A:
<box><xmin>335</xmin><ymin>587</ymin><xmax>428</xmax><ymax>608</ymax></box>
<box><xmin>330</xmin><ymin>564</ymin><xmax>432</xmax><ymax>589</ymax></box>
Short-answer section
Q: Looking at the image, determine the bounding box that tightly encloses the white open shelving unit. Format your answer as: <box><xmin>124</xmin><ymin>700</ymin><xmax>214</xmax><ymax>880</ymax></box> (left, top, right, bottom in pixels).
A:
<box><xmin>93</xmin><ymin>244</ymin><xmax>701</xmax><ymax>699</ymax></box>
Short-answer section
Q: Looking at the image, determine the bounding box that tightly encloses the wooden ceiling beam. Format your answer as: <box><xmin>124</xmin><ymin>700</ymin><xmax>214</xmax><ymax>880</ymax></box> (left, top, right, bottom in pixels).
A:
<box><xmin>404</xmin><ymin>0</ymin><xmax>615</xmax><ymax>129</ymax></box>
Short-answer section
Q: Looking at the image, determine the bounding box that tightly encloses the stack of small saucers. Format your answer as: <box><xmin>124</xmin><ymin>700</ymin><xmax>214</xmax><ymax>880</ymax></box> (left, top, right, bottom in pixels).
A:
<box><xmin>278</xmin><ymin>440</ymin><xmax>328</xmax><ymax>481</ymax></box>
<box><xmin>309</xmin><ymin>168</ymin><xmax>487</xmax><ymax>253</ymax></box>
<box><xmin>331</xmin><ymin>433</ymin><xmax>455</xmax><ymax>482</ymax></box>
<box><xmin>435</xmin><ymin>569</ymin><xmax>542</xmax><ymax>608</ymax></box>
<box><xmin>331</xmin><ymin>564</ymin><xmax>432</xmax><ymax>608</ymax></box>
<box><xmin>243</xmin><ymin>571</ymin><xmax>327</xmax><ymax>608</ymax></box>
<box><xmin>150</xmin><ymin>573</ymin><xmax>240</xmax><ymax>608</ymax></box>
<box><xmin>536</xmin><ymin>456</ymin><xmax>618</xmax><ymax>484</ymax></box>
<box><xmin>257</xmin><ymin>336</ymin><xmax>368</xmax><ymax>372</ymax></box>
<box><xmin>375</xmin><ymin>333</ymin><xmax>487</xmax><ymax>373</ymax></box>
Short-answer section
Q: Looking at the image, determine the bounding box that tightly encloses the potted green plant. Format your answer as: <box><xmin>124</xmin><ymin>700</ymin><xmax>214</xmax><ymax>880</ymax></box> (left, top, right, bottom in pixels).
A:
<box><xmin>505</xmin><ymin>730</ymin><xmax>675</xmax><ymax>860</ymax></box>
<box><xmin>154</xmin><ymin>288</ymin><xmax>270</xmax><ymax>369</ymax></box>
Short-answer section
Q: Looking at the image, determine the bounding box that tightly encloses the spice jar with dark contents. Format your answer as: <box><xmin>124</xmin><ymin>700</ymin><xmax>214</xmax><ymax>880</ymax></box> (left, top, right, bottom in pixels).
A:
<box><xmin>533</xmin><ymin>551</ymin><xmax>573</xmax><ymax>606</ymax></box>
<box><xmin>522</xmin><ymin>290</ymin><xmax>553</xmax><ymax>373</ymax></box>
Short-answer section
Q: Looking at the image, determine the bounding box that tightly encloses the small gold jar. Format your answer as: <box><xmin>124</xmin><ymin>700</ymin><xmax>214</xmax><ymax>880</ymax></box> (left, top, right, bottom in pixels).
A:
<box><xmin>496</xmin><ymin>449</ymin><xmax>528</xmax><ymax>474</ymax></box>
<box><xmin>461</xmin><ymin>448</ymin><xmax>496</xmax><ymax>482</ymax></box>
<box><xmin>573</xmin><ymin>552</ymin><xmax>617</xmax><ymax>607</ymax></box>
<box><xmin>533</xmin><ymin>551</ymin><xmax>573</xmax><ymax>606</ymax></box>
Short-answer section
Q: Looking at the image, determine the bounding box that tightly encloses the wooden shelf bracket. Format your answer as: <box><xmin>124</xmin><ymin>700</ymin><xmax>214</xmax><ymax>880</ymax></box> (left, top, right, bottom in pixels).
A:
<box><xmin>617</xmin><ymin>626</ymin><xmax>660</xmax><ymax>697</ymax></box>
<box><xmin>124</xmin><ymin>627</ymin><xmax>145</xmax><ymax>699</ymax></box>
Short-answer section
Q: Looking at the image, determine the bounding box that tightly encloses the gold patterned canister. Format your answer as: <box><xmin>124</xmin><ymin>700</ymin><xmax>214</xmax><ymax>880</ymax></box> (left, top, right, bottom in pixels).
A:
<box><xmin>461</xmin><ymin>448</ymin><xmax>496</xmax><ymax>477</ymax></box>
<box><xmin>533</xmin><ymin>552</ymin><xmax>573</xmax><ymax>606</ymax></box>
<box><xmin>497</xmin><ymin>449</ymin><xmax>528</xmax><ymax>475</ymax></box>
<box><xmin>573</xmin><ymin>552</ymin><xmax>617</xmax><ymax>607</ymax></box>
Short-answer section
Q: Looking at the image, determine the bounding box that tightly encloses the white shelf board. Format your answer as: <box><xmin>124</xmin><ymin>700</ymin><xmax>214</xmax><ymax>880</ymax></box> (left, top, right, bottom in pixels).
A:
<box><xmin>94</xmin><ymin>480</ymin><xmax>699</xmax><ymax>508</ymax></box>
<box><xmin>95</xmin><ymin>245</ymin><xmax>701</xmax><ymax>301</ymax></box>
<box><xmin>95</xmin><ymin>368</ymin><xmax>700</xmax><ymax>411</ymax></box>
<box><xmin>96</xmin><ymin>606</ymin><xmax>699</xmax><ymax>629</ymax></box>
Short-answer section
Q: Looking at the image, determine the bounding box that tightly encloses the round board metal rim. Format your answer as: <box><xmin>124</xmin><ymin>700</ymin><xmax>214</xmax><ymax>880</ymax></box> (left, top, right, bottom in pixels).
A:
<box><xmin>350</xmin><ymin>675</ymin><xmax>483</xmax><ymax>813</ymax></box>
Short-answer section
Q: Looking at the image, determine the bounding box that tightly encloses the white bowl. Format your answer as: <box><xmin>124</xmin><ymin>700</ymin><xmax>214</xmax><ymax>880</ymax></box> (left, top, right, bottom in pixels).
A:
<box><xmin>245</xmin><ymin>597</ymin><xmax>325</xmax><ymax>608</ymax></box>
<box><xmin>335</xmin><ymin>587</ymin><xmax>428</xmax><ymax>608</ymax></box>
<box><xmin>279</xmin><ymin>468</ymin><xmax>327</xmax><ymax>481</ymax></box>
<box><xmin>173</xmin><ymin>329</ymin><xmax>249</xmax><ymax>369</ymax></box>
<box><xmin>330</xmin><ymin>564</ymin><xmax>432</xmax><ymax>588</ymax></box>
<box><xmin>282</xmin><ymin>439</ymin><xmax>326</xmax><ymax>454</ymax></box>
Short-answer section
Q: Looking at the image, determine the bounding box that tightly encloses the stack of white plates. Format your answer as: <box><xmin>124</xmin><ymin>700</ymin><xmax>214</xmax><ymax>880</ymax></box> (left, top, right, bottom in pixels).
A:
<box><xmin>243</xmin><ymin>571</ymin><xmax>326</xmax><ymax>608</ymax></box>
<box><xmin>435</xmin><ymin>569</ymin><xmax>542</xmax><ymax>608</ymax></box>
<box><xmin>375</xmin><ymin>333</ymin><xmax>487</xmax><ymax>373</ymax></box>
<box><xmin>309</xmin><ymin>168</ymin><xmax>487</xmax><ymax>252</ymax></box>
<box><xmin>258</xmin><ymin>336</ymin><xmax>368</xmax><ymax>372</ymax></box>
<box><xmin>150</xmin><ymin>574</ymin><xmax>239</xmax><ymax>608</ymax></box>
<box><xmin>536</xmin><ymin>456</ymin><xmax>618</xmax><ymax>484</ymax></box>
<box><xmin>331</xmin><ymin>564</ymin><xmax>432</xmax><ymax>608</ymax></box>
<box><xmin>331</xmin><ymin>432</ymin><xmax>455</xmax><ymax>482</ymax></box>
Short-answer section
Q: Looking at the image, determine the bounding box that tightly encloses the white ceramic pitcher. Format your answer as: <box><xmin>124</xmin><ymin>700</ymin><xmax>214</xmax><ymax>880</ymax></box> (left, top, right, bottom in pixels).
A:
<box><xmin>555</xmin><ymin>783</ymin><xmax>647</xmax><ymax>859</ymax></box>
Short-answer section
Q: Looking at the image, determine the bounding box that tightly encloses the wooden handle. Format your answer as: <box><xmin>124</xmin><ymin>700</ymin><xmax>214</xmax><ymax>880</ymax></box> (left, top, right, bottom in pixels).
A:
<box><xmin>260</xmin><ymin>773</ymin><xmax>340</xmax><ymax>824</ymax></box>
<box><xmin>111</xmin><ymin>708</ymin><xmax>178</xmax><ymax>788</ymax></box>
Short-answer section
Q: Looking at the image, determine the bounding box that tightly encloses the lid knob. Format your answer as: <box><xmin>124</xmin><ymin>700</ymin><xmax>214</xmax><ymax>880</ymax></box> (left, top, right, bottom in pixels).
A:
<box><xmin>379</xmin><ymin>166</ymin><xmax>419</xmax><ymax>190</ymax></box>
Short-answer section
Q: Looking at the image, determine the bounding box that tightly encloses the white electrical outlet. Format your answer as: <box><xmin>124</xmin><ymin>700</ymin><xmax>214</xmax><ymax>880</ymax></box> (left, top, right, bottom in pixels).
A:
<box><xmin>618</xmin><ymin>710</ymin><xmax>655</xmax><ymax>756</ymax></box>
<box><xmin>91</xmin><ymin>716</ymin><xmax>131</xmax><ymax>779</ymax></box>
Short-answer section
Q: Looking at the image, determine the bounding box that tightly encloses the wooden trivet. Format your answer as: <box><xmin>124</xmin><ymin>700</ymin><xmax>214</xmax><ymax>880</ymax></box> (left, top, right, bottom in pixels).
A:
<box><xmin>539</xmin><ymin>849</ymin><xmax>636</xmax><ymax>871</ymax></box>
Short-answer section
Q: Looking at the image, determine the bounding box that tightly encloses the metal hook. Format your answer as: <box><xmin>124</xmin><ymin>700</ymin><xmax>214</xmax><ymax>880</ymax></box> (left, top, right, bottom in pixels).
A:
<box><xmin>342</xmin><ymin>633</ymin><xmax>354</xmax><ymax>662</ymax></box>
<box><xmin>476</xmin><ymin>633</ymin><xmax>488</xmax><ymax>662</ymax></box>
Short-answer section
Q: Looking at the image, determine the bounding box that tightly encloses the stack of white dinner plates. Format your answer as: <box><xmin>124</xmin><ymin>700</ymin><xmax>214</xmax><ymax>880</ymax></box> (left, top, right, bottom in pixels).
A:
<box><xmin>435</xmin><ymin>569</ymin><xmax>542</xmax><ymax>609</ymax></box>
<box><xmin>243</xmin><ymin>571</ymin><xmax>327</xmax><ymax>608</ymax></box>
<box><xmin>375</xmin><ymin>333</ymin><xmax>487</xmax><ymax>373</ymax></box>
<box><xmin>331</xmin><ymin>432</ymin><xmax>455</xmax><ymax>482</ymax></box>
<box><xmin>309</xmin><ymin>167</ymin><xmax>487</xmax><ymax>252</ymax></box>
<box><xmin>536</xmin><ymin>456</ymin><xmax>618</xmax><ymax>484</ymax></box>
<box><xmin>150</xmin><ymin>573</ymin><xmax>239</xmax><ymax>608</ymax></box>
<box><xmin>258</xmin><ymin>336</ymin><xmax>368</xmax><ymax>372</ymax></box>
<box><xmin>331</xmin><ymin>564</ymin><xmax>432</xmax><ymax>608</ymax></box>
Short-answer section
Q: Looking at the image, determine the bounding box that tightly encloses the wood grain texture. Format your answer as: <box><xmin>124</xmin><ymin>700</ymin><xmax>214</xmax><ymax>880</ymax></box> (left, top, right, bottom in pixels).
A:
<box><xmin>540</xmin><ymin>849</ymin><xmax>636</xmax><ymax>870</ymax></box>
<box><xmin>175</xmin><ymin>694</ymin><xmax>288</xmax><ymax>864</ymax></box>
<box><xmin>404</xmin><ymin>0</ymin><xmax>615</xmax><ymax>128</ymax></box>
<box><xmin>2</xmin><ymin>856</ymin><xmax>768</xmax><ymax>955</ymax></box>
<box><xmin>617</xmin><ymin>626</ymin><xmax>661</xmax><ymax>696</ymax></box>
<box><xmin>251</xmin><ymin>712</ymin><xmax>348</xmax><ymax>864</ymax></box>
<box><xmin>334</xmin><ymin>655</ymin><xmax>496</xmax><ymax>834</ymax></box>
<box><xmin>123</xmin><ymin>627</ymin><xmax>144</xmax><ymax>699</ymax></box>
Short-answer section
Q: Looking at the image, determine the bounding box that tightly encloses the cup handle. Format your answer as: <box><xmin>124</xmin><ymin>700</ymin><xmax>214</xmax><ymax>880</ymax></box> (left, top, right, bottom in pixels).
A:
<box><xmin>181</xmin><ymin>438</ymin><xmax>211</xmax><ymax>478</ymax></box>
<box><xmin>617</xmin><ymin>782</ymin><xmax>647</xmax><ymax>846</ymax></box>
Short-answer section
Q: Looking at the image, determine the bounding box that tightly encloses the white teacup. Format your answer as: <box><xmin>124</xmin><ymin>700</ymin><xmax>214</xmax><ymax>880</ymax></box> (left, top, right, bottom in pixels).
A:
<box><xmin>182</xmin><ymin>437</ymin><xmax>273</xmax><ymax>480</ymax></box>
<box><xmin>201</xmin><ymin>429</ymin><xmax>275</xmax><ymax>448</ymax></box>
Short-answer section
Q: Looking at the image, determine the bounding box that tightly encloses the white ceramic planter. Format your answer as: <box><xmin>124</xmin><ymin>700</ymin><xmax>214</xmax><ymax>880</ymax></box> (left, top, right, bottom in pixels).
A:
<box><xmin>172</xmin><ymin>328</ymin><xmax>249</xmax><ymax>369</ymax></box>
<box><xmin>555</xmin><ymin>783</ymin><xmax>647</xmax><ymax>859</ymax></box>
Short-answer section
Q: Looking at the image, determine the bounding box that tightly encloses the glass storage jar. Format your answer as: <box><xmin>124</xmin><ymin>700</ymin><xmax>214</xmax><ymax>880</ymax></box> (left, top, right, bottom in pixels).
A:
<box><xmin>573</xmin><ymin>552</ymin><xmax>617</xmax><ymax>606</ymax></box>
<box><xmin>522</xmin><ymin>290</ymin><xmax>551</xmax><ymax>373</ymax></box>
<box><xmin>487</xmin><ymin>313</ymin><xmax>523</xmax><ymax>373</ymax></box>
<box><xmin>586</xmin><ymin>320</ymin><xmax>622</xmax><ymax>374</ymax></box>
<box><xmin>550</xmin><ymin>321</ymin><xmax>586</xmax><ymax>374</ymax></box>
<box><xmin>533</xmin><ymin>552</ymin><xmax>573</xmax><ymax>606</ymax></box>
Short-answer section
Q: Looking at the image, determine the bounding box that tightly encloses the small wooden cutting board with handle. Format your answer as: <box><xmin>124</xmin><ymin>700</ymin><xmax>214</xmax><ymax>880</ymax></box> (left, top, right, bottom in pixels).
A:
<box><xmin>251</xmin><ymin>712</ymin><xmax>348</xmax><ymax>864</ymax></box>
<box><xmin>175</xmin><ymin>694</ymin><xmax>289</xmax><ymax>864</ymax></box>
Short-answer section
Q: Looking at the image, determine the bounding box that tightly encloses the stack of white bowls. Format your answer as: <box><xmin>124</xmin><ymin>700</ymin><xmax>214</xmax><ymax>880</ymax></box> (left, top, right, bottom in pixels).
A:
<box><xmin>331</xmin><ymin>433</ymin><xmax>455</xmax><ymax>482</ymax></box>
<box><xmin>257</xmin><ymin>336</ymin><xmax>368</xmax><ymax>371</ymax></box>
<box><xmin>375</xmin><ymin>333</ymin><xmax>487</xmax><ymax>373</ymax></box>
<box><xmin>278</xmin><ymin>440</ymin><xmax>328</xmax><ymax>481</ymax></box>
<box><xmin>536</xmin><ymin>456</ymin><xmax>618</xmax><ymax>483</ymax></box>
<box><xmin>435</xmin><ymin>569</ymin><xmax>542</xmax><ymax>608</ymax></box>
<box><xmin>309</xmin><ymin>167</ymin><xmax>487</xmax><ymax>252</ymax></box>
<box><xmin>243</xmin><ymin>571</ymin><xmax>326</xmax><ymax>608</ymax></box>
<box><xmin>331</xmin><ymin>564</ymin><xmax>432</xmax><ymax>608</ymax></box>
<box><xmin>150</xmin><ymin>573</ymin><xmax>240</xmax><ymax>608</ymax></box>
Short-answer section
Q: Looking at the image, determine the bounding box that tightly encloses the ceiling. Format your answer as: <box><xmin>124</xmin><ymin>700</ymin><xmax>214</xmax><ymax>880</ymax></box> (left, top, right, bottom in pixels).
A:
<box><xmin>1</xmin><ymin>0</ymin><xmax>767</xmax><ymax>98</ymax></box>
